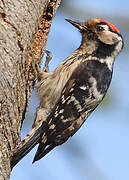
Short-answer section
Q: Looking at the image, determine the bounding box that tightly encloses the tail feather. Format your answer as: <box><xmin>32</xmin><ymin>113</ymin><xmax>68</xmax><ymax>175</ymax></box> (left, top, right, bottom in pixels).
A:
<box><xmin>32</xmin><ymin>143</ymin><xmax>56</xmax><ymax>163</ymax></box>
<box><xmin>11</xmin><ymin>122</ymin><xmax>47</xmax><ymax>169</ymax></box>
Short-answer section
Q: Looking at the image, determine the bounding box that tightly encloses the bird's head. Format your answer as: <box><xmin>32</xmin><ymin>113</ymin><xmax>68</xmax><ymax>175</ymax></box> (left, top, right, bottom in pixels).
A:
<box><xmin>66</xmin><ymin>18</ymin><xmax>123</xmax><ymax>56</ymax></box>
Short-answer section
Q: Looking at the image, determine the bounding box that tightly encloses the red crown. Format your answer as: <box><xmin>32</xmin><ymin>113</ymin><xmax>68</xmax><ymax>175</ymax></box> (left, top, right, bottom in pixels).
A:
<box><xmin>97</xmin><ymin>19</ymin><xmax>120</xmax><ymax>34</ymax></box>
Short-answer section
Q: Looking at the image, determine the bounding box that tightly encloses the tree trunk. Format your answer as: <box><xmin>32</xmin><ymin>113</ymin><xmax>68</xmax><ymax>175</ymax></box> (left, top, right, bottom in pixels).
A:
<box><xmin>0</xmin><ymin>0</ymin><xmax>61</xmax><ymax>179</ymax></box>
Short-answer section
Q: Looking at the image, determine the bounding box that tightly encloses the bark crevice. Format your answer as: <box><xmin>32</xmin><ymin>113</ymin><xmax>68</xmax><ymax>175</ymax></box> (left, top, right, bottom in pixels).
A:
<box><xmin>0</xmin><ymin>0</ymin><xmax>61</xmax><ymax>179</ymax></box>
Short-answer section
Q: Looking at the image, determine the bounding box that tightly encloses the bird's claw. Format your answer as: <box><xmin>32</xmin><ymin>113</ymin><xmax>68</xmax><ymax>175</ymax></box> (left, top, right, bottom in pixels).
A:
<box><xmin>43</xmin><ymin>50</ymin><xmax>53</xmax><ymax>72</ymax></box>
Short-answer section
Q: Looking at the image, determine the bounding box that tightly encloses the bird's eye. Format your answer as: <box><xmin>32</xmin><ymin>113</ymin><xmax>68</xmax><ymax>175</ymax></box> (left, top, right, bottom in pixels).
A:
<box><xmin>97</xmin><ymin>26</ymin><xmax>104</xmax><ymax>32</ymax></box>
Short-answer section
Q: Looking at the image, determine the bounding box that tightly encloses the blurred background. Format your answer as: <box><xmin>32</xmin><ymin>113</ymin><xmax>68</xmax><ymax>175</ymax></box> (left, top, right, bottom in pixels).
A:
<box><xmin>11</xmin><ymin>0</ymin><xmax>129</xmax><ymax>179</ymax></box>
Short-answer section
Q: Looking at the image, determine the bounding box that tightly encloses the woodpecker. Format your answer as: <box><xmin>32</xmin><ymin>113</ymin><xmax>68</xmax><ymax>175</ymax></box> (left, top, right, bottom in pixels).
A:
<box><xmin>11</xmin><ymin>18</ymin><xmax>123</xmax><ymax>168</ymax></box>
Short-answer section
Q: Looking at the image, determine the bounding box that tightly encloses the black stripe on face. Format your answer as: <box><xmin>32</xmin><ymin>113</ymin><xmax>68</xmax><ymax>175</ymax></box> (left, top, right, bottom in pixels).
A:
<box><xmin>97</xmin><ymin>22</ymin><xmax>114</xmax><ymax>33</ymax></box>
<box><xmin>94</xmin><ymin>41</ymin><xmax>116</xmax><ymax>58</ymax></box>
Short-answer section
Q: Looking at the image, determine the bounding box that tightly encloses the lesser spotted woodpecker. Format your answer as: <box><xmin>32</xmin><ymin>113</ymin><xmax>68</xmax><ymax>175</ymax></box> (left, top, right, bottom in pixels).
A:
<box><xmin>11</xmin><ymin>18</ymin><xmax>123</xmax><ymax>168</ymax></box>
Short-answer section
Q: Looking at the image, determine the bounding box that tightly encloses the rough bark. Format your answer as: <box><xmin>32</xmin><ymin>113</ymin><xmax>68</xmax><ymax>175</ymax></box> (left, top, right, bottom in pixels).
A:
<box><xmin>0</xmin><ymin>0</ymin><xmax>61</xmax><ymax>179</ymax></box>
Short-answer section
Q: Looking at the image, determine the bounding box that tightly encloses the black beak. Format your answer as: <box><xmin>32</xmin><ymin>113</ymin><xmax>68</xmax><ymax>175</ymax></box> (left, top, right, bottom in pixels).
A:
<box><xmin>65</xmin><ymin>19</ymin><xmax>88</xmax><ymax>31</ymax></box>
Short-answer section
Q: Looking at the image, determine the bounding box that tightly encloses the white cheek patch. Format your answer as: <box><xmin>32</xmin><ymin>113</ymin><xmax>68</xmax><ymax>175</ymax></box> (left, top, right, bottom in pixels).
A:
<box><xmin>101</xmin><ymin>25</ymin><xmax>109</xmax><ymax>31</ymax></box>
<box><xmin>99</xmin><ymin>31</ymin><xmax>120</xmax><ymax>45</ymax></box>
